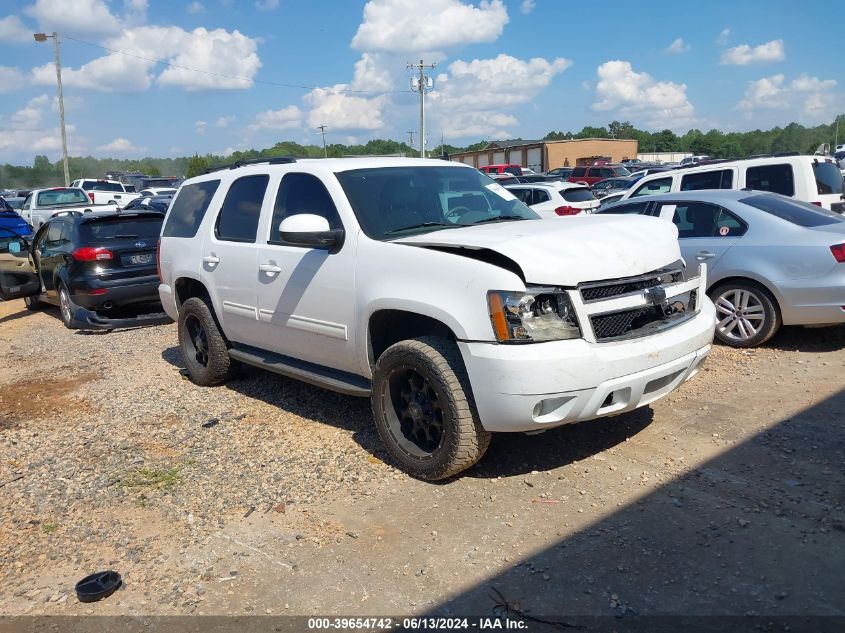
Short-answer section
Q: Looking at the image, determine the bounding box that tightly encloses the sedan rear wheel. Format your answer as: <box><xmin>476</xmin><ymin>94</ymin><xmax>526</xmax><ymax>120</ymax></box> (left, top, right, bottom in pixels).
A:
<box><xmin>710</xmin><ymin>281</ymin><xmax>780</xmax><ymax>348</ymax></box>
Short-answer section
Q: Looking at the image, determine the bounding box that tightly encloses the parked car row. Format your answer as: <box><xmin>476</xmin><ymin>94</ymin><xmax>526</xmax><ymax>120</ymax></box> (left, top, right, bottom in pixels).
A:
<box><xmin>1</xmin><ymin>156</ymin><xmax>842</xmax><ymax>482</ymax></box>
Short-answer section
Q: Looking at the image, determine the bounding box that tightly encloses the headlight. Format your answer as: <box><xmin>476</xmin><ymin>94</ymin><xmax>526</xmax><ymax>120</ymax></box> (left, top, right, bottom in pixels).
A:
<box><xmin>487</xmin><ymin>287</ymin><xmax>581</xmax><ymax>343</ymax></box>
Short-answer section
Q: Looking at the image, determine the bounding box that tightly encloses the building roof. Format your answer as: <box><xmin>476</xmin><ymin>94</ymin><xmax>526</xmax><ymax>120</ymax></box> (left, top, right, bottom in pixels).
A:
<box><xmin>485</xmin><ymin>139</ymin><xmax>542</xmax><ymax>149</ymax></box>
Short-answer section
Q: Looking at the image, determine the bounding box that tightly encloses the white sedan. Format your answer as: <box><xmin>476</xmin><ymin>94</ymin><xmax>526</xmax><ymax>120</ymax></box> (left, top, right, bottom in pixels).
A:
<box><xmin>505</xmin><ymin>182</ymin><xmax>599</xmax><ymax>217</ymax></box>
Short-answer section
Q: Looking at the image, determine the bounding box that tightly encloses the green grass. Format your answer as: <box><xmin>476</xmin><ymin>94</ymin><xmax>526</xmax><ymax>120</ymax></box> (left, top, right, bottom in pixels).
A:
<box><xmin>119</xmin><ymin>466</ymin><xmax>183</xmax><ymax>490</ymax></box>
<box><xmin>42</xmin><ymin>521</ymin><xmax>58</xmax><ymax>534</ymax></box>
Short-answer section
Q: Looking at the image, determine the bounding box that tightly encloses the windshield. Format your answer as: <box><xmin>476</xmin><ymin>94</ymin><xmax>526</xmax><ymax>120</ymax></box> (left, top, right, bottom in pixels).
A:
<box><xmin>335</xmin><ymin>166</ymin><xmax>539</xmax><ymax>240</ymax></box>
<box><xmin>812</xmin><ymin>161</ymin><xmax>844</xmax><ymax>195</ymax></box>
<box><xmin>36</xmin><ymin>188</ymin><xmax>88</xmax><ymax>207</ymax></box>
<box><xmin>81</xmin><ymin>216</ymin><xmax>164</xmax><ymax>242</ymax></box>
<box><xmin>614</xmin><ymin>166</ymin><xmax>631</xmax><ymax>176</ymax></box>
<box><xmin>82</xmin><ymin>180</ymin><xmax>124</xmax><ymax>192</ymax></box>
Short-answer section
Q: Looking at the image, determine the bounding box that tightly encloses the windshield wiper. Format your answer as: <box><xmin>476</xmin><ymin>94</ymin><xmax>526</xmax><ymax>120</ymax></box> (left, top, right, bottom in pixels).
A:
<box><xmin>385</xmin><ymin>222</ymin><xmax>458</xmax><ymax>235</ymax></box>
<box><xmin>472</xmin><ymin>215</ymin><xmax>531</xmax><ymax>225</ymax></box>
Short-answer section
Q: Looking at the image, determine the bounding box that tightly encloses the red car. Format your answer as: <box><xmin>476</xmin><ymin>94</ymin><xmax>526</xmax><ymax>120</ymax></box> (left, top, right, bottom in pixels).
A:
<box><xmin>480</xmin><ymin>164</ymin><xmax>525</xmax><ymax>176</ymax></box>
<box><xmin>568</xmin><ymin>164</ymin><xmax>630</xmax><ymax>185</ymax></box>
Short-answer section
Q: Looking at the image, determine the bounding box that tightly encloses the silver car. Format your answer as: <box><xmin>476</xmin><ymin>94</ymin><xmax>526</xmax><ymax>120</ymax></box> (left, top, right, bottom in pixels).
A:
<box><xmin>599</xmin><ymin>189</ymin><xmax>845</xmax><ymax>347</ymax></box>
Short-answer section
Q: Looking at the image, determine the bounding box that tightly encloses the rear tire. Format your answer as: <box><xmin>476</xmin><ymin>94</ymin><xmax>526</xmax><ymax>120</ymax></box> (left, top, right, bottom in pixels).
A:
<box><xmin>58</xmin><ymin>282</ymin><xmax>76</xmax><ymax>329</ymax></box>
<box><xmin>371</xmin><ymin>336</ymin><xmax>491</xmax><ymax>480</ymax></box>
<box><xmin>178</xmin><ymin>297</ymin><xmax>239</xmax><ymax>386</ymax></box>
<box><xmin>710</xmin><ymin>281</ymin><xmax>781</xmax><ymax>348</ymax></box>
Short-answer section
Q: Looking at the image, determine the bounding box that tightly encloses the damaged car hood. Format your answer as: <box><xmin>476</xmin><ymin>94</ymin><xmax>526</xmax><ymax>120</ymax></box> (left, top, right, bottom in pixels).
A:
<box><xmin>394</xmin><ymin>215</ymin><xmax>681</xmax><ymax>286</ymax></box>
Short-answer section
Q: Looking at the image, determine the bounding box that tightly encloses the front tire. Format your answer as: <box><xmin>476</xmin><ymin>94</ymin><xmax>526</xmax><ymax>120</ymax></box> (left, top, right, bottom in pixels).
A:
<box><xmin>24</xmin><ymin>294</ymin><xmax>45</xmax><ymax>311</ymax></box>
<box><xmin>178</xmin><ymin>297</ymin><xmax>239</xmax><ymax>386</ymax></box>
<box><xmin>371</xmin><ymin>336</ymin><xmax>491</xmax><ymax>480</ymax></box>
<box><xmin>710</xmin><ymin>281</ymin><xmax>781</xmax><ymax>347</ymax></box>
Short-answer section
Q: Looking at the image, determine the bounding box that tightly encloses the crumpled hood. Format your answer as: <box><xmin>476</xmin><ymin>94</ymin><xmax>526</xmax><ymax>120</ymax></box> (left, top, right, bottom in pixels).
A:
<box><xmin>394</xmin><ymin>215</ymin><xmax>681</xmax><ymax>286</ymax></box>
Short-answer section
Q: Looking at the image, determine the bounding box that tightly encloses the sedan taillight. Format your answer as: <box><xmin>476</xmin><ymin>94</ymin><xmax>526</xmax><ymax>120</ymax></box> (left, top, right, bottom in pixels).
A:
<box><xmin>554</xmin><ymin>206</ymin><xmax>581</xmax><ymax>216</ymax></box>
<box><xmin>831</xmin><ymin>244</ymin><xmax>845</xmax><ymax>263</ymax></box>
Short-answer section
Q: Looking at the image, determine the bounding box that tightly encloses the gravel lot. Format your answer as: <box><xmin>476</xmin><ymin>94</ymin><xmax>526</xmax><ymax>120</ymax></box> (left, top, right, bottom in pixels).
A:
<box><xmin>0</xmin><ymin>299</ymin><xmax>842</xmax><ymax>619</ymax></box>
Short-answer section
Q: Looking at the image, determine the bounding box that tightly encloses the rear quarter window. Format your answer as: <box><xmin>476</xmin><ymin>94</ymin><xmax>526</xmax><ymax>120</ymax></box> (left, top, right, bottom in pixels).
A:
<box><xmin>745</xmin><ymin>164</ymin><xmax>794</xmax><ymax>197</ymax></box>
<box><xmin>162</xmin><ymin>180</ymin><xmax>220</xmax><ymax>238</ymax></box>
<box><xmin>813</xmin><ymin>161</ymin><xmax>843</xmax><ymax>195</ymax></box>
<box><xmin>739</xmin><ymin>194</ymin><xmax>845</xmax><ymax>227</ymax></box>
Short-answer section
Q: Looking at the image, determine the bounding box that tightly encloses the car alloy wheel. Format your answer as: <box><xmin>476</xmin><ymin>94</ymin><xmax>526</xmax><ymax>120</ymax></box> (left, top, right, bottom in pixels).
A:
<box><xmin>184</xmin><ymin>314</ymin><xmax>209</xmax><ymax>367</ymax></box>
<box><xmin>383</xmin><ymin>366</ymin><xmax>444</xmax><ymax>458</ymax></box>
<box><xmin>59</xmin><ymin>285</ymin><xmax>73</xmax><ymax>324</ymax></box>
<box><xmin>714</xmin><ymin>288</ymin><xmax>766</xmax><ymax>342</ymax></box>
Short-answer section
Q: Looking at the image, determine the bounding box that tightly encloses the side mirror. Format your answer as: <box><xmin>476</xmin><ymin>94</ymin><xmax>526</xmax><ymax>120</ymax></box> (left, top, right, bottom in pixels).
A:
<box><xmin>279</xmin><ymin>214</ymin><xmax>344</xmax><ymax>253</ymax></box>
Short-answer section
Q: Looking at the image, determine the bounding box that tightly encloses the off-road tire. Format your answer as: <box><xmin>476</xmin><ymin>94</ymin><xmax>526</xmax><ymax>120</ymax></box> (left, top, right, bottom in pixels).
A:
<box><xmin>178</xmin><ymin>297</ymin><xmax>239</xmax><ymax>386</ymax></box>
<box><xmin>371</xmin><ymin>336</ymin><xmax>491</xmax><ymax>480</ymax></box>
<box><xmin>710</xmin><ymin>280</ymin><xmax>781</xmax><ymax>348</ymax></box>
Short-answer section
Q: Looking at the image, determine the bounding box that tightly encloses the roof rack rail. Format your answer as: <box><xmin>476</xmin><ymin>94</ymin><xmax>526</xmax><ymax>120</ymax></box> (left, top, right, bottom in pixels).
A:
<box><xmin>202</xmin><ymin>156</ymin><xmax>296</xmax><ymax>175</ymax></box>
<box><xmin>746</xmin><ymin>151</ymin><xmax>800</xmax><ymax>159</ymax></box>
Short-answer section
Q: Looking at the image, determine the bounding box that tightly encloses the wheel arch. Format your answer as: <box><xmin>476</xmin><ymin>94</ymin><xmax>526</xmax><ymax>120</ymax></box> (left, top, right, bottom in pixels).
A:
<box><xmin>367</xmin><ymin>308</ymin><xmax>458</xmax><ymax>371</ymax></box>
<box><xmin>174</xmin><ymin>276</ymin><xmax>212</xmax><ymax>309</ymax></box>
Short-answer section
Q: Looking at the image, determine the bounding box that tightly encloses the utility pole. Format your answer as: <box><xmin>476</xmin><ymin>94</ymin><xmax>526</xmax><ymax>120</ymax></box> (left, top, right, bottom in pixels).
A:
<box><xmin>317</xmin><ymin>124</ymin><xmax>328</xmax><ymax>158</ymax></box>
<box><xmin>406</xmin><ymin>131</ymin><xmax>415</xmax><ymax>153</ymax></box>
<box><xmin>407</xmin><ymin>59</ymin><xmax>435</xmax><ymax>158</ymax></box>
<box><xmin>34</xmin><ymin>31</ymin><xmax>69</xmax><ymax>186</ymax></box>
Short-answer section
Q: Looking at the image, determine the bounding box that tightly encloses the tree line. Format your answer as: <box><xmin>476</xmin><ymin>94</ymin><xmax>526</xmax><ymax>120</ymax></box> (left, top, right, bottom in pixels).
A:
<box><xmin>2</xmin><ymin>115</ymin><xmax>842</xmax><ymax>188</ymax></box>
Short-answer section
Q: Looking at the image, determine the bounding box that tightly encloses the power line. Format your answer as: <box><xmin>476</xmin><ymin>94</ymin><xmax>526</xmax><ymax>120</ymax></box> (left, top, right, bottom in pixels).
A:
<box><xmin>62</xmin><ymin>35</ymin><xmax>414</xmax><ymax>96</ymax></box>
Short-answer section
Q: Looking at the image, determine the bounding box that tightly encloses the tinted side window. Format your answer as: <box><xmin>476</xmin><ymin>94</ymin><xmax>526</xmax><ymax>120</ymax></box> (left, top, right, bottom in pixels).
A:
<box><xmin>681</xmin><ymin>169</ymin><xmax>734</xmax><ymax>191</ymax></box>
<box><xmin>46</xmin><ymin>222</ymin><xmax>63</xmax><ymax>244</ymax></box>
<box><xmin>509</xmin><ymin>189</ymin><xmax>532</xmax><ymax>205</ymax></box>
<box><xmin>667</xmin><ymin>202</ymin><xmax>745</xmax><ymax>238</ymax></box>
<box><xmin>270</xmin><ymin>173</ymin><xmax>341</xmax><ymax>245</ymax></box>
<box><xmin>162</xmin><ymin>180</ymin><xmax>220</xmax><ymax>238</ymax></box>
<box><xmin>630</xmin><ymin>176</ymin><xmax>672</xmax><ymax>198</ymax></box>
<box><xmin>599</xmin><ymin>202</ymin><xmax>650</xmax><ymax>215</ymax></box>
<box><xmin>534</xmin><ymin>189</ymin><xmax>550</xmax><ymax>203</ymax></box>
<box><xmin>215</xmin><ymin>175</ymin><xmax>269</xmax><ymax>243</ymax></box>
<box><xmin>739</xmin><ymin>194</ymin><xmax>844</xmax><ymax>227</ymax></box>
<box><xmin>746</xmin><ymin>164</ymin><xmax>794</xmax><ymax>196</ymax></box>
<box><xmin>571</xmin><ymin>167</ymin><xmax>587</xmax><ymax>177</ymax></box>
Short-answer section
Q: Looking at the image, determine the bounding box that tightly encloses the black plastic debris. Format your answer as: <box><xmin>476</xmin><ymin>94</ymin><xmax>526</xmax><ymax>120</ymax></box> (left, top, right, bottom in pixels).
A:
<box><xmin>75</xmin><ymin>570</ymin><xmax>122</xmax><ymax>603</ymax></box>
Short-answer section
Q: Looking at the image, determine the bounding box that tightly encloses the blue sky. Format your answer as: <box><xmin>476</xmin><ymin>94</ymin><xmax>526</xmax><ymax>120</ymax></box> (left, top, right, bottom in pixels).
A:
<box><xmin>0</xmin><ymin>0</ymin><xmax>842</xmax><ymax>164</ymax></box>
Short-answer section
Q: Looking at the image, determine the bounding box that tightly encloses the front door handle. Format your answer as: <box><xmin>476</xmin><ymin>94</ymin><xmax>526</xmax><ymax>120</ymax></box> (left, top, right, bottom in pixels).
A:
<box><xmin>202</xmin><ymin>255</ymin><xmax>220</xmax><ymax>265</ymax></box>
<box><xmin>696</xmin><ymin>251</ymin><xmax>716</xmax><ymax>261</ymax></box>
<box><xmin>258</xmin><ymin>263</ymin><xmax>282</xmax><ymax>274</ymax></box>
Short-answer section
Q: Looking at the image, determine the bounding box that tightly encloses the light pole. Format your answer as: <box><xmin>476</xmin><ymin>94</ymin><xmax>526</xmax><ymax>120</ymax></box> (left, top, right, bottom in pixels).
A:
<box><xmin>34</xmin><ymin>31</ymin><xmax>69</xmax><ymax>186</ymax></box>
<box><xmin>316</xmin><ymin>124</ymin><xmax>328</xmax><ymax>158</ymax></box>
<box><xmin>407</xmin><ymin>60</ymin><xmax>435</xmax><ymax>158</ymax></box>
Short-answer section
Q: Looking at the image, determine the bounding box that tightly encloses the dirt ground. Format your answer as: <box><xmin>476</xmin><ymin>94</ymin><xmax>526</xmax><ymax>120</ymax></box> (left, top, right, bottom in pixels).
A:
<box><xmin>0</xmin><ymin>297</ymin><xmax>843</xmax><ymax>625</ymax></box>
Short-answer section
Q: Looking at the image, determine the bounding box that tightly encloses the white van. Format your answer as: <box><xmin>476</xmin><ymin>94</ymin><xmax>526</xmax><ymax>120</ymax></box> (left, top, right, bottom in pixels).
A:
<box><xmin>620</xmin><ymin>155</ymin><xmax>844</xmax><ymax>213</ymax></box>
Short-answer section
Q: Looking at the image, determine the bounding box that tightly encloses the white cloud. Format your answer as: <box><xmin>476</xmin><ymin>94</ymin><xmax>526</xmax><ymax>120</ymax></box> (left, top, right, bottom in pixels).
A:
<box><xmin>216</xmin><ymin>115</ymin><xmax>235</xmax><ymax>127</ymax></box>
<box><xmin>0</xmin><ymin>94</ymin><xmax>82</xmax><ymax>160</ymax></box>
<box><xmin>304</xmin><ymin>88</ymin><xmax>388</xmax><ymax>130</ymax></box>
<box><xmin>592</xmin><ymin>60</ymin><xmax>696</xmax><ymax>130</ymax></box>
<box><xmin>195</xmin><ymin>120</ymin><xmax>208</xmax><ymax>135</ymax></box>
<box><xmin>716</xmin><ymin>28</ymin><xmax>731</xmax><ymax>46</ymax></box>
<box><xmin>0</xmin><ymin>66</ymin><xmax>25</xmax><ymax>92</ymax></box>
<box><xmin>519</xmin><ymin>0</ymin><xmax>535</xmax><ymax>14</ymax></box>
<box><xmin>0</xmin><ymin>15</ymin><xmax>35</xmax><ymax>43</ymax></box>
<box><xmin>665</xmin><ymin>37</ymin><xmax>690</xmax><ymax>54</ymax></box>
<box><xmin>351</xmin><ymin>0</ymin><xmax>509</xmax><ymax>52</ymax></box>
<box><xmin>96</xmin><ymin>137</ymin><xmax>145</xmax><ymax>154</ymax></box>
<box><xmin>440</xmin><ymin>111</ymin><xmax>516</xmax><ymax>139</ymax></box>
<box><xmin>186</xmin><ymin>1</ymin><xmax>206</xmax><ymax>13</ymax></box>
<box><xmin>720</xmin><ymin>39</ymin><xmax>785</xmax><ymax>65</ymax></box>
<box><xmin>737</xmin><ymin>73</ymin><xmax>838</xmax><ymax>120</ymax></box>
<box><xmin>255</xmin><ymin>0</ymin><xmax>279</xmax><ymax>9</ymax></box>
<box><xmin>433</xmin><ymin>54</ymin><xmax>570</xmax><ymax>111</ymax></box>
<box><xmin>248</xmin><ymin>105</ymin><xmax>303</xmax><ymax>131</ymax></box>
<box><xmin>31</xmin><ymin>26</ymin><xmax>262</xmax><ymax>92</ymax></box>
<box><xmin>24</xmin><ymin>0</ymin><xmax>122</xmax><ymax>37</ymax></box>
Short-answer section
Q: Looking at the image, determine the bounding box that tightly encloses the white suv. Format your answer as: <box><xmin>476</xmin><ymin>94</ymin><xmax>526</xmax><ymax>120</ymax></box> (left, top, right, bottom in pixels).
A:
<box><xmin>157</xmin><ymin>158</ymin><xmax>716</xmax><ymax>479</ymax></box>
<box><xmin>620</xmin><ymin>155</ymin><xmax>845</xmax><ymax>212</ymax></box>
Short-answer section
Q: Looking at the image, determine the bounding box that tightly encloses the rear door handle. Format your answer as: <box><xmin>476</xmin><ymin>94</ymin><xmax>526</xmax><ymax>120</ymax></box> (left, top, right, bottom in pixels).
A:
<box><xmin>258</xmin><ymin>263</ymin><xmax>282</xmax><ymax>274</ymax></box>
<box><xmin>202</xmin><ymin>255</ymin><xmax>220</xmax><ymax>265</ymax></box>
<box><xmin>696</xmin><ymin>251</ymin><xmax>716</xmax><ymax>260</ymax></box>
